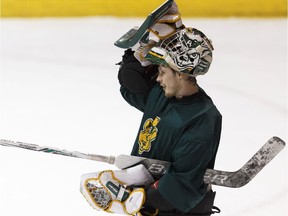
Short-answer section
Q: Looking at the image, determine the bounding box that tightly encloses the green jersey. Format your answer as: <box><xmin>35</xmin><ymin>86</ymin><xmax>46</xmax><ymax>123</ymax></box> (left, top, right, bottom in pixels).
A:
<box><xmin>120</xmin><ymin>83</ymin><xmax>222</xmax><ymax>212</ymax></box>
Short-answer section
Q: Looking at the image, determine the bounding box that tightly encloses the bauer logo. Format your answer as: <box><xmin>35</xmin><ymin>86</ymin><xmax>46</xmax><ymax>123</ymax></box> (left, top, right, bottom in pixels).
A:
<box><xmin>148</xmin><ymin>164</ymin><xmax>166</xmax><ymax>175</ymax></box>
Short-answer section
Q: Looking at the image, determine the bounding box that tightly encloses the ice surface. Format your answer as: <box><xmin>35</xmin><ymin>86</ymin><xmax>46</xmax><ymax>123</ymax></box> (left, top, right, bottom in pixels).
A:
<box><xmin>0</xmin><ymin>17</ymin><xmax>287</xmax><ymax>216</ymax></box>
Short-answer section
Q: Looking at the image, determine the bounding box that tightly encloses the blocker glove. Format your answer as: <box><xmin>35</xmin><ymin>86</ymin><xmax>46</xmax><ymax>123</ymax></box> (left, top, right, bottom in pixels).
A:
<box><xmin>134</xmin><ymin>1</ymin><xmax>184</xmax><ymax>66</ymax></box>
<box><xmin>117</xmin><ymin>49</ymin><xmax>158</xmax><ymax>94</ymax></box>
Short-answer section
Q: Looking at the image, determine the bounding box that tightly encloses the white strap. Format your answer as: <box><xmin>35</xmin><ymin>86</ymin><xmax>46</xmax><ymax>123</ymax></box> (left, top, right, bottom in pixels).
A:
<box><xmin>117</xmin><ymin>186</ymin><xmax>127</xmax><ymax>201</ymax></box>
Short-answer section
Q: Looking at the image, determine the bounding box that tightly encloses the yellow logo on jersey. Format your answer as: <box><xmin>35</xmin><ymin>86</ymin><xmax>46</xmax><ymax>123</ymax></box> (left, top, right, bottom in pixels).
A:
<box><xmin>138</xmin><ymin>117</ymin><xmax>161</xmax><ymax>154</ymax></box>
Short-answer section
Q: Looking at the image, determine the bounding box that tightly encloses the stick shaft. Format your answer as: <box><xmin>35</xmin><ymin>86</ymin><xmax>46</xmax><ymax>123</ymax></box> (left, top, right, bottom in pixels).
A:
<box><xmin>0</xmin><ymin>139</ymin><xmax>114</xmax><ymax>163</ymax></box>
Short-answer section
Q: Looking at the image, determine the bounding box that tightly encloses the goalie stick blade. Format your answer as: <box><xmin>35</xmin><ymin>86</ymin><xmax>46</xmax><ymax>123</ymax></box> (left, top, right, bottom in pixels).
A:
<box><xmin>203</xmin><ymin>136</ymin><xmax>285</xmax><ymax>188</ymax></box>
<box><xmin>114</xmin><ymin>0</ymin><xmax>174</xmax><ymax>48</ymax></box>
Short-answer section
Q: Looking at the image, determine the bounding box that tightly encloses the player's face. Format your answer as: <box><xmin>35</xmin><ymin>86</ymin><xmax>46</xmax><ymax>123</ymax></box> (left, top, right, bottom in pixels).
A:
<box><xmin>156</xmin><ymin>65</ymin><xmax>181</xmax><ymax>98</ymax></box>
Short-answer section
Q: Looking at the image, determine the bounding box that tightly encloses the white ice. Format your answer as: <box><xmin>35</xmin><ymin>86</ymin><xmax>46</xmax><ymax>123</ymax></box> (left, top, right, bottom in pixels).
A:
<box><xmin>0</xmin><ymin>17</ymin><xmax>287</xmax><ymax>216</ymax></box>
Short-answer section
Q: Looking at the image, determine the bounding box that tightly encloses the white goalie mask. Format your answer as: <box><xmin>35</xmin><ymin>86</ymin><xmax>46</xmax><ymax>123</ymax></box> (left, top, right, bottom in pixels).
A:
<box><xmin>145</xmin><ymin>27</ymin><xmax>214</xmax><ymax>76</ymax></box>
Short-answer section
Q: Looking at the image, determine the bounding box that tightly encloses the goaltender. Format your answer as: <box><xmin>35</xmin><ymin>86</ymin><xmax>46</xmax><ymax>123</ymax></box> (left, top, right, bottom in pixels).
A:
<box><xmin>80</xmin><ymin>1</ymin><xmax>222</xmax><ymax>216</ymax></box>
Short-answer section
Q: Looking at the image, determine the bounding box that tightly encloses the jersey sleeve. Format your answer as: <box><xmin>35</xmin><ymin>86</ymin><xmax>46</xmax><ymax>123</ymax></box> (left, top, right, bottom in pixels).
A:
<box><xmin>120</xmin><ymin>85</ymin><xmax>149</xmax><ymax>112</ymax></box>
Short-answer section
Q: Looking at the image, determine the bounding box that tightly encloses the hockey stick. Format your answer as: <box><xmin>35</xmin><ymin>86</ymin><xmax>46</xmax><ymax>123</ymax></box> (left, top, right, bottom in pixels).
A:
<box><xmin>114</xmin><ymin>0</ymin><xmax>174</xmax><ymax>48</ymax></box>
<box><xmin>0</xmin><ymin>136</ymin><xmax>285</xmax><ymax>188</ymax></box>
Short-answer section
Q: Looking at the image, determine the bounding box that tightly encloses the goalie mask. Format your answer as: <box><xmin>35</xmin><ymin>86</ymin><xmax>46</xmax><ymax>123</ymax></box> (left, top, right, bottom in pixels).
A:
<box><xmin>145</xmin><ymin>27</ymin><xmax>214</xmax><ymax>76</ymax></box>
